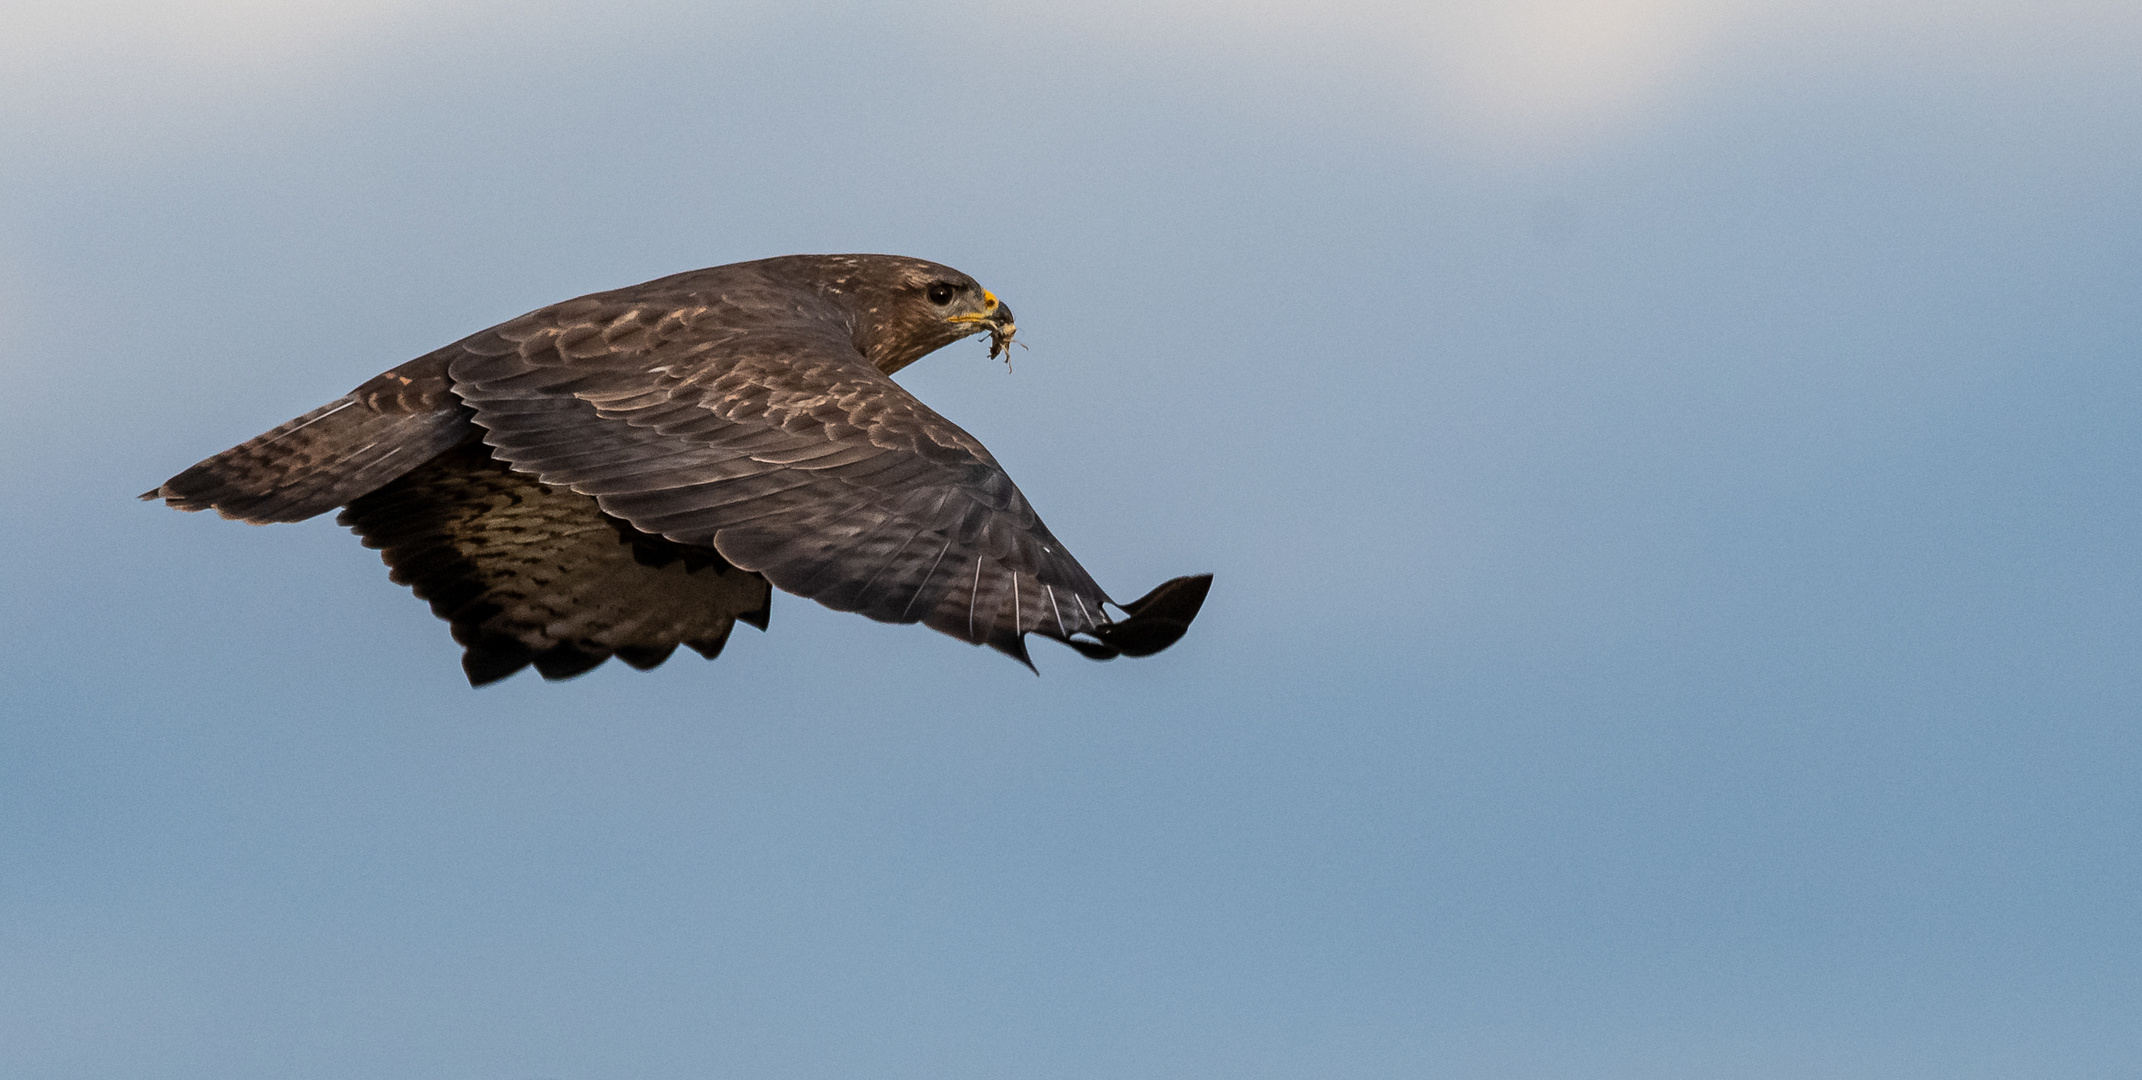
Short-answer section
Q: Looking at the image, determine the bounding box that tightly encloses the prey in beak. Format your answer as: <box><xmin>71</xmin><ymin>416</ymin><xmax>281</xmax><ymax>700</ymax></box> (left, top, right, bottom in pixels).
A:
<box><xmin>950</xmin><ymin>289</ymin><xmax>1022</xmax><ymax>368</ymax></box>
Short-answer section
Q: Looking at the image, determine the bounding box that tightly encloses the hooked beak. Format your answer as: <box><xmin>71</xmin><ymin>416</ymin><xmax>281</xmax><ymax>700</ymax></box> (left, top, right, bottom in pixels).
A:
<box><xmin>950</xmin><ymin>289</ymin><xmax>1017</xmax><ymax>360</ymax></box>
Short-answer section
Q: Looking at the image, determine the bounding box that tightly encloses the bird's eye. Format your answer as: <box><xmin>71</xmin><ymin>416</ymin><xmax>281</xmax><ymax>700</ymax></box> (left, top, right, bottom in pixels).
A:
<box><xmin>927</xmin><ymin>282</ymin><xmax>956</xmax><ymax>305</ymax></box>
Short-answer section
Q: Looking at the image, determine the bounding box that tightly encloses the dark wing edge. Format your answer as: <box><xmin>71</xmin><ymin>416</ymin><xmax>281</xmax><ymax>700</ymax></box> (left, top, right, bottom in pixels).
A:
<box><xmin>445</xmin><ymin>314</ymin><xmax>1210</xmax><ymax>667</ymax></box>
<box><xmin>1090</xmin><ymin>573</ymin><xmax>1214</xmax><ymax>658</ymax></box>
<box><xmin>141</xmin><ymin>354</ymin><xmax>473</xmax><ymax>523</ymax></box>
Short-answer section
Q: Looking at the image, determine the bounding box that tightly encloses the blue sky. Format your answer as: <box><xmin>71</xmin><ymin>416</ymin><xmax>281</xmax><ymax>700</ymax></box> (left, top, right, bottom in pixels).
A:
<box><xmin>4</xmin><ymin>2</ymin><xmax>2139</xmax><ymax>1077</ymax></box>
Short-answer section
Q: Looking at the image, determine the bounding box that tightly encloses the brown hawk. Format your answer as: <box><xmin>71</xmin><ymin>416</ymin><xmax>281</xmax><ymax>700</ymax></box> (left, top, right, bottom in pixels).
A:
<box><xmin>145</xmin><ymin>255</ymin><xmax>1211</xmax><ymax>685</ymax></box>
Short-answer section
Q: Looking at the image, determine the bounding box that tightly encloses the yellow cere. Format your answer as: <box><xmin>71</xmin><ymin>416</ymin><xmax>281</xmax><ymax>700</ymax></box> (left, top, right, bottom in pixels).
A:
<box><xmin>950</xmin><ymin>290</ymin><xmax>1003</xmax><ymax>325</ymax></box>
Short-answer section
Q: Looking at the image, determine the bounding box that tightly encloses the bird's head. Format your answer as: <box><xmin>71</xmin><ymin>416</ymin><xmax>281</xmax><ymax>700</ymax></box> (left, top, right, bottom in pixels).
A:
<box><xmin>790</xmin><ymin>255</ymin><xmax>1015</xmax><ymax>375</ymax></box>
<box><xmin>890</xmin><ymin>263</ymin><xmax>1015</xmax><ymax>374</ymax></box>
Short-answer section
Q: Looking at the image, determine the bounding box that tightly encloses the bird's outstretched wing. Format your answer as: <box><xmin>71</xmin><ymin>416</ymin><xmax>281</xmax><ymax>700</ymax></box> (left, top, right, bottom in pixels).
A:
<box><xmin>443</xmin><ymin>296</ymin><xmax>1199</xmax><ymax>665</ymax></box>
<box><xmin>338</xmin><ymin>438</ymin><xmax>772</xmax><ymax>685</ymax></box>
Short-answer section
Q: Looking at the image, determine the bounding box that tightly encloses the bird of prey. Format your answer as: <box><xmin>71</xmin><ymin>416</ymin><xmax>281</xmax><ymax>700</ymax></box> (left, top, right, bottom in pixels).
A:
<box><xmin>145</xmin><ymin>254</ymin><xmax>1211</xmax><ymax>686</ymax></box>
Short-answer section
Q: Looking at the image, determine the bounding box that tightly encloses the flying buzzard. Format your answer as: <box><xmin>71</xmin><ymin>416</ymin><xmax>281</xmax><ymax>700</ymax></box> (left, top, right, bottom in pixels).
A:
<box><xmin>146</xmin><ymin>254</ymin><xmax>1211</xmax><ymax>685</ymax></box>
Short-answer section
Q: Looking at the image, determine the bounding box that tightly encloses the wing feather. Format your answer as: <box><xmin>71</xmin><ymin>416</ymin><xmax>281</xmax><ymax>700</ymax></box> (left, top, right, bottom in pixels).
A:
<box><xmin>439</xmin><ymin>307</ymin><xmax>1122</xmax><ymax>660</ymax></box>
<box><xmin>338</xmin><ymin>440</ymin><xmax>772</xmax><ymax>685</ymax></box>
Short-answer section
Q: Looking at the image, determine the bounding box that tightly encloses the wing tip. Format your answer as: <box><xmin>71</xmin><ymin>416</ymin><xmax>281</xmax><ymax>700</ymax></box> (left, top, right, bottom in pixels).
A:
<box><xmin>738</xmin><ymin>592</ymin><xmax>772</xmax><ymax>631</ymax></box>
<box><xmin>990</xmin><ymin>630</ymin><xmax>1039</xmax><ymax>674</ymax></box>
<box><xmin>462</xmin><ymin>641</ymin><xmax>616</xmax><ymax>685</ymax></box>
<box><xmin>1088</xmin><ymin>573</ymin><xmax>1212</xmax><ymax>659</ymax></box>
<box><xmin>462</xmin><ymin>640</ymin><xmax>535</xmax><ymax>686</ymax></box>
<box><xmin>616</xmin><ymin>643</ymin><xmax>679</xmax><ymax>671</ymax></box>
<box><xmin>141</xmin><ymin>477</ymin><xmax>220</xmax><ymax>514</ymax></box>
<box><xmin>532</xmin><ymin>643</ymin><xmax>607</xmax><ymax>680</ymax></box>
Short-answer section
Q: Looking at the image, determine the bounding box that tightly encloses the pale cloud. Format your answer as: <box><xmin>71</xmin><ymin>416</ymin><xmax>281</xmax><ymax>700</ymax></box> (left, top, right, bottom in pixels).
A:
<box><xmin>1417</xmin><ymin>1</ymin><xmax>1726</xmax><ymax>140</ymax></box>
<box><xmin>1015</xmin><ymin>0</ymin><xmax>2142</xmax><ymax>156</ymax></box>
<box><xmin>5</xmin><ymin>0</ymin><xmax>2137</xmax><ymax>158</ymax></box>
<box><xmin>1031</xmin><ymin>0</ymin><xmax>1731</xmax><ymax>151</ymax></box>
<box><xmin>0</xmin><ymin>0</ymin><xmax>428</xmax><ymax>88</ymax></box>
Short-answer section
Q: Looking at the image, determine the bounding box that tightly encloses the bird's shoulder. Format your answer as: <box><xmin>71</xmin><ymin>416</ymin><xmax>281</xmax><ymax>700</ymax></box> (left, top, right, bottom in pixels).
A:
<box><xmin>434</xmin><ymin>267</ymin><xmax>997</xmax><ymax>469</ymax></box>
<box><xmin>457</xmin><ymin>267</ymin><xmax>846</xmax><ymax>368</ymax></box>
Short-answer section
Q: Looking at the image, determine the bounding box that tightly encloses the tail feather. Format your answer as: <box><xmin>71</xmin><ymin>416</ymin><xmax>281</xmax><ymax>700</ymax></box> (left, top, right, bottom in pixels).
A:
<box><xmin>143</xmin><ymin>354</ymin><xmax>474</xmax><ymax>523</ymax></box>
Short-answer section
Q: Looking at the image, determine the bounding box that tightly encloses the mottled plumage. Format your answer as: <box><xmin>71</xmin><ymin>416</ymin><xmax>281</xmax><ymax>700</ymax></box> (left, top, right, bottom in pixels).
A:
<box><xmin>146</xmin><ymin>254</ymin><xmax>1210</xmax><ymax>685</ymax></box>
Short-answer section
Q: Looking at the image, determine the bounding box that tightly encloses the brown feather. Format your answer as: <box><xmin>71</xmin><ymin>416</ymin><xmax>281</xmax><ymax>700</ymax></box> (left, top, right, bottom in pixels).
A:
<box><xmin>143</xmin><ymin>354</ymin><xmax>473</xmax><ymax>523</ymax></box>
<box><xmin>147</xmin><ymin>254</ymin><xmax>1207</xmax><ymax>681</ymax></box>
<box><xmin>338</xmin><ymin>440</ymin><xmax>771</xmax><ymax>685</ymax></box>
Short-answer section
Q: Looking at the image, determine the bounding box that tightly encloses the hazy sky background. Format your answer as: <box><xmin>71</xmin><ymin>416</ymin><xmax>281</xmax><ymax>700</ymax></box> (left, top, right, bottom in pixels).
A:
<box><xmin>4</xmin><ymin>2</ymin><xmax>2139</xmax><ymax>1077</ymax></box>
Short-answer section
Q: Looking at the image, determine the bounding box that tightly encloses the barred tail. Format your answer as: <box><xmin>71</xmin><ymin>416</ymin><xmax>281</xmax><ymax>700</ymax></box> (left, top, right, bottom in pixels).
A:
<box><xmin>141</xmin><ymin>353</ymin><xmax>476</xmax><ymax>524</ymax></box>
